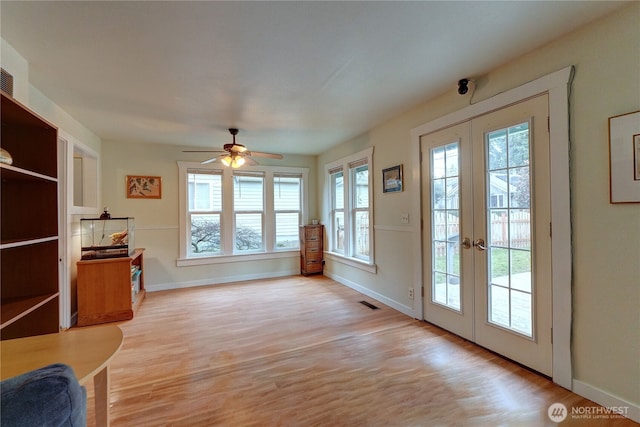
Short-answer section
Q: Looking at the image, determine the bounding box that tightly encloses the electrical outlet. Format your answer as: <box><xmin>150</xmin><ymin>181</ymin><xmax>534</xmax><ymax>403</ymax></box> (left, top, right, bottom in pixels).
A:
<box><xmin>401</xmin><ymin>213</ymin><xmax>409</xmax><ymax>224</ymax></box>
<box><xmin>408</xmin><ymin>288</ymin><xmax>414</xmax><ymax>299</ymax></box>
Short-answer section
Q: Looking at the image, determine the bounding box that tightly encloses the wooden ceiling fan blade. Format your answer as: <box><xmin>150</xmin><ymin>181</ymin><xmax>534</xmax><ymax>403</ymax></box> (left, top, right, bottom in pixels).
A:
<box><xmin>243</xmin><ymin>156</ymin><xmax>259</xmax><ymax>166</ymax></box>
<box><xmin>201</xmin><ymin>154</ymin><xmax>225</xmax><ymax>165</ymax></box>
<box><xmin>247</xmin><ymin>151</ymin><xmax>283</xmax><ymax>159</ymax></box>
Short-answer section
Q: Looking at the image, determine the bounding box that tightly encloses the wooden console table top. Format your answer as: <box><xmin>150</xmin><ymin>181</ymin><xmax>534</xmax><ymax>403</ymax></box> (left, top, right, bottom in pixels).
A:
<box><xmin>1</xmin><ymin>325</ymin><xmax>124</xmax><ymax>426</ymax></box>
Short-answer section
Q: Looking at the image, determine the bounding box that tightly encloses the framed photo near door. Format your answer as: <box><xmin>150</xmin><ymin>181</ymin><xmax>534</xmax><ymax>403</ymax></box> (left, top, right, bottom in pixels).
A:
<box><xmin>608</xmin><ymin>111</ymin><xmax>640</xmax><ymax>203</ymax></box>
<box><xmin>382</xmin><ymin>165</ymin><xmax>403</xmax><ymax>193</ymax></box>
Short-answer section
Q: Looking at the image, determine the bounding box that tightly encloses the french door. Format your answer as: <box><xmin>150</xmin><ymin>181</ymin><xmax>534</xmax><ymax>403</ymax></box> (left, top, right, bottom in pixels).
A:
<box><xmin>421</xmin><ymin>95</ymin><xmax>552</xmax><ymax>375</ymax></box>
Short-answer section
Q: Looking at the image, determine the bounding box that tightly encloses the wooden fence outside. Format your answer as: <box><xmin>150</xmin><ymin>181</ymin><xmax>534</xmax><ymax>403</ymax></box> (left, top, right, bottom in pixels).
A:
<box><xmin>433</xmin><ymin>210</ymin><xmax>530</xmax><ymax>256</ymax></box>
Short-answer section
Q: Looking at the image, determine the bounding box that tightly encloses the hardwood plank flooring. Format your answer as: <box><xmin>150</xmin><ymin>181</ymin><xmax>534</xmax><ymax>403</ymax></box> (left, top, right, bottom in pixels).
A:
<box><xmin>83</xmin><ymin>276</ymin><xmax>637</xmax><ymax>426</ymax></box>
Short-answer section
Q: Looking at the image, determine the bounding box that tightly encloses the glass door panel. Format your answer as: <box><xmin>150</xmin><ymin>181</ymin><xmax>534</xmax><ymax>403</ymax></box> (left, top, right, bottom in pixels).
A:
<box><xmin>431</xmin><ymin>143</ymin><xmax>461</xmax><ymax>311</ymax></box>
<box><xmin>422</xmin><ymin>121</ymin><xmax>474</xmax><ymax>341</ymax></box>
<box><xmin>485</xmin><ymin>122</ymin><xmax>533</xmax><ymax>337</ymax></box>
<box><xmin>473</xmin><ymin>94</ymin><xmax>552</xmax><ymax>376</ymax></box>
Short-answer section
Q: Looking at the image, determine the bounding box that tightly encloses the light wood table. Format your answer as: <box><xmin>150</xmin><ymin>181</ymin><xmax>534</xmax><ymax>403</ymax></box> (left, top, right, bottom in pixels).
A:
<box><xmin>1</xmin><ymin>325</ymin><xmax>123</xmax><ymax>427</ymax></box>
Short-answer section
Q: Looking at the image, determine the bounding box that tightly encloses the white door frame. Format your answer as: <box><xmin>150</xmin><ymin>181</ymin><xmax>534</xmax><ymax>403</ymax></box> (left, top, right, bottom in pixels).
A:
<box><xmin>409</xmin><ymin>66</ymin><xmax>573</xmax><ymax>389</ymax></box>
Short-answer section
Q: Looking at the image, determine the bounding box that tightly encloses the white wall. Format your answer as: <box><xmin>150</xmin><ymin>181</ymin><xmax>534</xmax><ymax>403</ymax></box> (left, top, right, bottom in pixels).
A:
<box><xmin>100</xmin><ymin>140</ymin><xmax>318</xmax><ymax>291</ymax></box>
<box><xmin>318</xmin><ymin>3</ymin><xmax>639</xmax><ymax>414</ymax></box>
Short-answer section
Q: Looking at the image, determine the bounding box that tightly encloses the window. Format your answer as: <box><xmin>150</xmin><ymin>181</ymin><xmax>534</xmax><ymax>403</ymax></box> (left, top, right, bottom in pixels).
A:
<box><xmin>187</xmin><ymin>170</ymin><xmax>222</xmax><ymax>256</ymax></box>
<box><xmin>274</xmin><ymin>174</ymin><xmax>302</xmax><ymax>250</ymax></box>
<box><xmin>326</xmin><ymin>147</ymin><xmax>374</xmax><ymax>265</ymax></box>
<box><xmin>234</xmin><ymin>172</ymin><xmax>264</xmax><ymax>252</ymax></box>
<box><xmin>178</xmin><ymin>162</ymin><xmax>308</xmax><ymax>266</ymax></box>
<box><xmin>330</xmin><ymin>170</ymin><xmax>345</xmax><ymax>253</ymax></box>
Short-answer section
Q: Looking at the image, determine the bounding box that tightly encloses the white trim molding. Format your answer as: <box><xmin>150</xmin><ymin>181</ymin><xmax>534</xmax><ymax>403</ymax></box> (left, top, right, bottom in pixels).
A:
<box><xmin>324</xmin><ymin>251</ymin><xmax>377</xmax><ymax>274</ymax></box>
<box><xmin>411</xmin><ymin>66</ymin><xmax>574</xmax><ymax>390</ymax></box>
<box><xmin>573</xmin><ymin>380</ymin><xmax>640</xmax><ymax>423</ymax></box>
<box><xmin>323</xmin><ymin>270</ymin><xmax>412</xmax><ymax>317</ymax></box>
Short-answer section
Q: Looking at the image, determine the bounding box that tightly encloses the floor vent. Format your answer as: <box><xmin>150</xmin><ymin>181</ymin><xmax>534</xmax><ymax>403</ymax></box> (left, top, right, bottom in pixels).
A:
<box><xmin>359</xmin><ymin>300</ymin><xmax>379</xmax><ymax>310</ymax></box>
<box><xmin>1</xmin><ymin>68</ymin><xmax>14</xmax><ymax>97</ymax></box>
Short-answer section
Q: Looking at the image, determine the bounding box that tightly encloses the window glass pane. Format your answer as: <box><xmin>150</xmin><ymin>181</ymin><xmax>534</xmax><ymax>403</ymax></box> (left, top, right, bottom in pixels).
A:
<box><xmin>275</xmin><ymin>212</ymin><xmax>300</xmax><ymax>249</ymax></box>
<box><xmin>433</xmin><ymin>272</ymin><xmax>447</xmax><ymax>305</ymax></box>
<box><xmin>188</xmin><ymin>172</ymin><xmax>221</xmax><ymax>212</ymax></box>
<box><xmin>353</xmin><ymin>165</ymin><xmax>368</xmax><ymax>209</ymax></box>
<box><xmin>353</xmin><ymin>211</ymin><xmax>369</xmax><ymax>258</ymax></box>
<box><xmin>509</xmin><ymin>166</ymin><xmax>530</xmax><ymax>208</ymax></box>
<box><xmin>334</xmin><ymin>211</ymin><xmax>344</xmax><ymax>252</ymax></box>
<box><xmin>445</xmin><ymin>143</ymin><xmax>459</xmax><ymax>176</ymax></box>
<box><xmin>274</xmin><ymin>175</ymin><xmax>301</xmax><ymax>211</ymax></box>
<box><xmin>432</xmin><ymin>146</ymin><xmax>445</xmax><ymax>179</ymax></box>
<box><xmin>489</xmin><ymin>284</ymin><xmax>510</xmax><ymax>328</ymax></box>
<box><xmin>507</xmin><ymin>123</ymin><xmax>529</xmax><ymax>168</ymax></box>
<box><xmin>235</xmin><ymin>213</ymin><xmax>263</xmax><ymax>251</ymax></box>
<box><xmin>333</xmin><ymin>172</ymin><xmax>344</xmax><ymax>210</ymax></box>
<box><xmin>511</xmin><ymin>290</ymin><xmax>532</xmax><ymax>336</ymax></box>
<box><xmin>234</xmin><ymin>174</ymin><xmax>264</xmax><ymax>211</ymax></box>
<box><xmin>432</xmin><ymin>179</ymin><xmax>445</xmax><ymax>210</ymax></box>
<box><xmin>445</xmin><ymin>177</ymin><xmax>458</xmax><ymax>209</ymax></box>
<box><xmin>487</xmin><ymin>129</ymin><xmax>507</xmax><ymax>170</ymax></box>
<box><xmin>190</xmin><ymin>214</ymin><xmax>221</xmax><ymax>255</ymax></box>
<box><xmin>509</xmin><ymin>210</ymin><xmax>531</xmax><ymax>250</ymax></box>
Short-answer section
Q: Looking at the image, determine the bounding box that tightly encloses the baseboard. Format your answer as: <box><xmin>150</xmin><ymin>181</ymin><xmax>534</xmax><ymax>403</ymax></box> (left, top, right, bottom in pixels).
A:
<box><xmin>572</xmin><ymin>379</ymin><xmax>640</xmax><ymax>423</ymax></box>
<box><xmin>146</xmin><ymin>269</ymin><xmax>299</xmax><ymax>292</ymax></box>
<box><xmin>323</xmin><ymin>271</ymin><xmax>416</xmax><ymax>318</ymax></box>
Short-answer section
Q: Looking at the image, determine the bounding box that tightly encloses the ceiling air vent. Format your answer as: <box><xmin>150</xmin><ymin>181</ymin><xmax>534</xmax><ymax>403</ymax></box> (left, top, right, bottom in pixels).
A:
<box><xmin>1</xmin><ymin>68</ymin><xmax>14</xmax><ymax>97</ymax></box>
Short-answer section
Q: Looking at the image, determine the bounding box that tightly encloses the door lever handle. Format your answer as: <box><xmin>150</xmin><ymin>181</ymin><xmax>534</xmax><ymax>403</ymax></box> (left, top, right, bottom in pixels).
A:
<box><xmin>474</xmin><ymin>238</ymin><xmax>488</xmax><ymax>251</ymax></box>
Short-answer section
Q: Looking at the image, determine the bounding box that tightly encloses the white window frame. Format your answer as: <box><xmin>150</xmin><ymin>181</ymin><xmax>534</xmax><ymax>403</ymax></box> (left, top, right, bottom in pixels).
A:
<box><xmin>325</xmin><ymin>147</ymin><xmax>375</xmax><ymax>271</ymax></box>
<box><xmin>187</xmin><ymin>170</ymin><xmax>223</xmax><ymax>256</ymax></box>
<box><xmin>273</xmin><ymin>173</ymin><xmax>304</xmax><ymax>251</ymax></box>
<box><xmin>233</xmin><ymin>171</ymin><xmax>265</xmax><ymax>254</ymax></box>
<box><xmin>178</xmin><ymin>162</ymin><xmax>309</xmax><ymax>266</ymax></box>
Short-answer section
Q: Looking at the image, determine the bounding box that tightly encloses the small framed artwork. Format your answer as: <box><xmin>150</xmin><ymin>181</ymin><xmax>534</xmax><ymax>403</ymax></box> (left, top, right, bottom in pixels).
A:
<box><xmin>126</xmin><ymin>175</ymin><xmax>162</xmax><ymax>199</ymax></box>
<box><xmin>608</xmin><ymin>111</ymin><xmax>640</xmax><ymax>203</ymax></box>
<box><xmin>382</xmin><ymin>164</ymin><xmax>403</xmax><ymax>193</ymax></box>
<box><xmin>634</xmin><ymin>134</ymin><xmax>640</xmax><ymax>181</ymax></box>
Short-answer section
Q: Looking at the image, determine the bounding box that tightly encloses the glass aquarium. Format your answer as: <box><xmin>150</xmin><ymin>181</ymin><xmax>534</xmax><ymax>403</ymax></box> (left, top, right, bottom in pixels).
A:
<box><xmin>80</xmin><ymin>217</ymin><xmax>135</xmax><ymax>260</ymax></box>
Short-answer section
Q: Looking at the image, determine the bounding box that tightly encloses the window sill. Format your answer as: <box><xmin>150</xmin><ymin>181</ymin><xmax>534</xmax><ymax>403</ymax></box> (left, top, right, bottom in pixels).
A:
<box><xmin>324</xmin><ymin>252</ymin><xmax>377</xmax><ymax>274</ymax></box>
<box><xmin>177</xmin><ymin>250</ymin><xmax>298</xmax><ymax>267</ymax></box>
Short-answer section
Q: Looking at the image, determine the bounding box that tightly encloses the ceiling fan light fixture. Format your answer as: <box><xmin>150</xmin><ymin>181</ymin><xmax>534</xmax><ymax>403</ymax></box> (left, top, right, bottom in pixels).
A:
<box><xmin>221</xmin><ymin>155</ymin><xmax>232</xmax><ymax>167</ymax></box>
<box><xmin>233</xmin><ymin>156</ymin><xmax>245</xmax><ymax>168</ymax></box>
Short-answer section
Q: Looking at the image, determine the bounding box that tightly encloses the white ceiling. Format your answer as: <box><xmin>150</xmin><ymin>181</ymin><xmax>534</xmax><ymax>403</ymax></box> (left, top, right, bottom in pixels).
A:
<box><xmin>0</xmin><ymin>1</ymin><xmax>627</xmax><ymax>156</ymax></box>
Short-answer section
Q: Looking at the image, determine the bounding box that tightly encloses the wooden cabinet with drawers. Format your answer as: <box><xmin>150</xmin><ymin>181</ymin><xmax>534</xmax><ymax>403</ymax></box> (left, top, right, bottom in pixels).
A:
<box><xmin>300</xmin><ymin>225</ymin><xmax>324</xmax><ymax>276</ymax></box>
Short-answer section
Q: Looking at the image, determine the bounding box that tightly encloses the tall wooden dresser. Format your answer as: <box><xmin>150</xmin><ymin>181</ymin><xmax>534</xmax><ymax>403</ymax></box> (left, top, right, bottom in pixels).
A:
<box><xmin>300</xmin><ymin>224</ymin><xmax>324</xmax><ymax>276</ymax></box>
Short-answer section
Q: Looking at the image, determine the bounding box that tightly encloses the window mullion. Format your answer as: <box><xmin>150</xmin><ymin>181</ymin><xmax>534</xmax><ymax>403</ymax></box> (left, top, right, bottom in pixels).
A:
<box><xmin>222</xmin><ymin>169</ymin><xmax>234</xmax><ymax>254</ymax></box>
<box><xmin>343</xmin><ymin>167</ymin><xmax>351</xmax><ymax>257</ymax></box>
<box><xmin>264</xmin><ymin>171</ymin><xmax>274</xmax><ymax>252</ymax></box>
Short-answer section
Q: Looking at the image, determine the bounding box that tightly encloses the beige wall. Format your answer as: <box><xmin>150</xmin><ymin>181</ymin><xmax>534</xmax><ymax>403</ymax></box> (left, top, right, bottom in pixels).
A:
<box><xmin>3</xmin><ymin>1</ymin><xmax>638</xmax><ymax>414</ymax></box>
<box><xmin>100</xmin><ymin>140</ymin><xmax>318</xmax><ymax>290</ymax></box>
<box><xmin>318</xmin><ymin>3</ymin><xmax>639</xmax><ymax>409</ymax></box>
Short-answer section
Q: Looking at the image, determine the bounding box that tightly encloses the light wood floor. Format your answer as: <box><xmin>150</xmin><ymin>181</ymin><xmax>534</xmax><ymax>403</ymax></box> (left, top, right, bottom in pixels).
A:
<box><xmin>84</xmin><ymin>275</ymin><xmax>637</xmax><ymax>426</ymax></box>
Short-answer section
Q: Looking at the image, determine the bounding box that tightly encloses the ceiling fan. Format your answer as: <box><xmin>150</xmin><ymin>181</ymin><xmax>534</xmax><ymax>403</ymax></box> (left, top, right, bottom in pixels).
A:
<box><xmin>183</xmin><ymin>128</ymin><xmax>284</xmax><ymax>168</ymax></box>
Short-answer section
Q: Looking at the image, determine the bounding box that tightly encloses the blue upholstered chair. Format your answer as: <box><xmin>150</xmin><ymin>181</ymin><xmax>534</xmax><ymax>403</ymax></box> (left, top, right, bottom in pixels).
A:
<box><xmin>1</xmin><ymin>363</ymin><xmax>87</xmax><ymax>427</ymax></box>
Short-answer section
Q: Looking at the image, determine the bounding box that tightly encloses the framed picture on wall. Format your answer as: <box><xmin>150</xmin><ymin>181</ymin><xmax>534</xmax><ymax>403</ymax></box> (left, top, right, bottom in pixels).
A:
<box><xmin>126</xmin><ymin>175</ymin><xmax>162</xmax><ymax>199</ymax></box>
<box><xmin>634</xmin><ymin>134</ymin><xmax>640</xmax><ymax>181</ymax></box>
<box><xmin>608</xmin><ymin>111</ymin><xmax>640</xmax><ymax>203</ymax></box>
<box><xmin>382</xmin><ymin>164</ymin><xmax>403</xmax><ymax>193</ymax></box>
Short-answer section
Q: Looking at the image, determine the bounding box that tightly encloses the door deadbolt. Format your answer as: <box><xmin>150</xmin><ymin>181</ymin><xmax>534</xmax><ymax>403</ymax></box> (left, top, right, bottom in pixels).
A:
<box><xmin>462</xmin><ymin>237</ymin><xmax>471</xmax><ymax>249</ymax></box>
